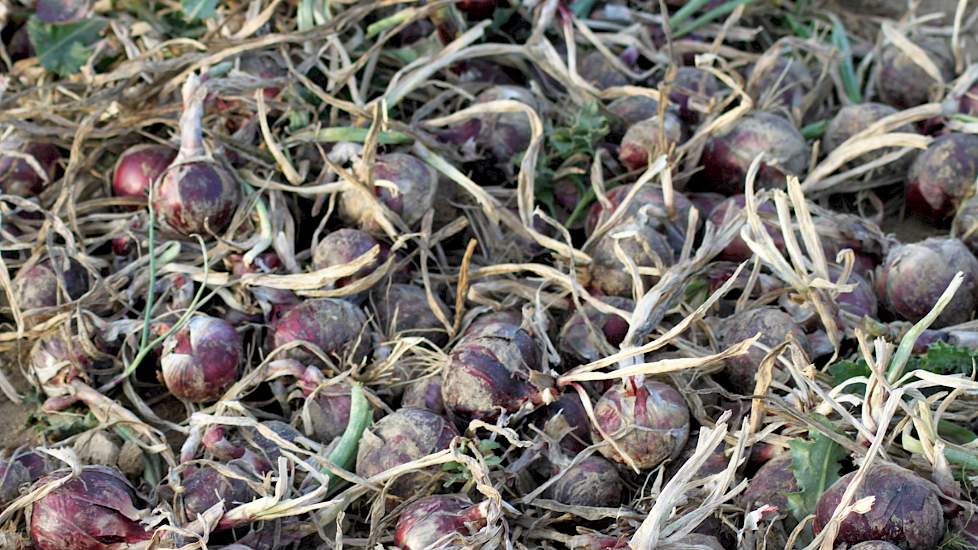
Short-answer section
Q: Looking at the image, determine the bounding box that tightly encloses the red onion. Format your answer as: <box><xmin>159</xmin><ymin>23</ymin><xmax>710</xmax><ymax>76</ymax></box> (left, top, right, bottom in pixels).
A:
<box><xmin>338</xmin><ymin>152</ymin><xmax>438</xmax><ymax>234</ymax></box>
<box><xmin>160</xmin><ymin>315</ymin><xmax>242</xmax><ymax>402</ymax></box>
<box><xmin>181</xmin><ymin>464</ymin><xmax>255</xmax><ymax>524</ymax></box>
<box><xmin>591</xmin><ymin>379</ymin><xmax>690</xmax><ymax>470</ymax></box>
<box><xmin>0</xmin><ymin>140</ymin><xmax>60</xmax><ymax>197</ymax></box>
<box><xmin>814</xmin><ymin>464</ymin><xmax>944</xmax><ymax>549</ymax></box>
<box><xmin>589</xmin><ymin>220</ymin><xmax>674</xmax><ymax>297</ymax></box>
<box><xmin>905</xmin><ymin>133</ymin><xmax>978</xmax><ymax>222</ymax></box>
<box><xmin>12</xmin><ymin>253</ymin><xmax>90</xmax><ymax>321</ymax></box>
<box><xmin>30</xmin><ymin>465</ymin><xmax>152</xmax><ymax>550</ymax></box>
<box><xmin>153</xmin><ymin>75</ymin><xmax>240</xmax><ymax>235</ymax></box>
<box><xmin>545</xmin><ymin>456</ymin><xmax>623</xmax><ymax>507</ymax></box>
<box><xmin>618</xmin><ymin>112</ymin><xmax>685</xmax><ymax>171</ymax></box>
<box><xmin>718</xmin><ymin>307</ymin><xmax>808</xmax><ymax>393</ymax></box>
<box><xmin>538</xmin><ymin>393</ymin><xmax>591</xmax><ymax>453</ymax></box>
<box><xmin>304</xmin><ymin>380</ymin><xmax>355</xmax><ymax>443</ymax></box>
<box><xmin>266</xmin><ymin>298</ymin><xmax>372</xmax><ymax>364</ymax></box>
<box><xmin>312</xmin><ymin>228</ymin><xmax>387</xmax><ymax>288</ymax></box>
<box><xmin>557</xmin><ymin>297</ymin><xmax>633</xmax><ymax>365</ymax></box>
<box><xmin>370</xmin><ymin>283</ymin><xmax>450</xmax><ymax>346</ymax></box>
<box><xmin>700</xmin><ymin>111</ymin><xmax>808</xmax><ymax>194</ymax></box>
<box><xmin>394</xmin><ymin>494</ymin><xmax>489</xmax><ymax>550</ymax></box>
<box><xmin>401</xmin><ymin>374</ymin><xmax>446</xmax><ymax>415</ymax></box>
<box><xmin>112</xmin><ymin>144</ymin><xmax>177</xmax><ymax>201</ymax></box>
<box><xmin>443</xmin><ymin>323</ymin><xmax>553</xmax><ymax>420</ymax></box>
<box><xmin>355</xmin><ymin>407</ymin><xmax>457</xmax><ymax>495</ymax></box>
<box><xmin>585</xmin><ymin>183</ymin><xmax>697</xmax><ymax>253</ymax></box>
<box><xmin>876</xmin><ymin>237</ymin><xmax>978</xmax><ymax>327</ymax></box>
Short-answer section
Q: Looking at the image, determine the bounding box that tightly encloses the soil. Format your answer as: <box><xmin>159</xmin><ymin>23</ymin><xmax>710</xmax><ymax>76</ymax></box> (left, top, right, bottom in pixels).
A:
<box><xmin>0</xmin><ymin>350</ymin><xmax>39</xmax><ymax>450</ymax></box>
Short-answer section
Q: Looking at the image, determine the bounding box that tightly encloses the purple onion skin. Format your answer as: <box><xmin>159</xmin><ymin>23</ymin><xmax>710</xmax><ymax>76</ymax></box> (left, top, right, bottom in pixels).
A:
<box><xmin>558</xmin><ymin>296</ymin><xmax>633</xmax><ymax>364</ymax></box>
<box><xmin>960</xmin><ymin>84</ymin><xmax>978</xmax><ymax>116</ymax></box>
<box><xmin>402</xmin><ymin>375</ymin><xmax>446</xmax><ymax>415</ymax></box>
<box><xmin>590</xmin><ymin>220</ymin><xmax>674</xmax><ymax>298</ymax></box>
<box><xmin>463</xmin><ymin>310</ymin><xmax>524</xmax><ymax>338</ymax></box>
<box><xmin>825</xmin><ymin>103</ymin><xmax>915</xmax><ymax>180</ymax></box>
<box><xmin>355</xmin><ymin>407</ymin><xmax>457</xmax><ymax>495</ymax></box>
<box><xmin>953</xmin><ymin>194</ymin><xmax>978</xmax><ymax>255</ymax></box>
<box><xmin>35</xmin><ymin>0</ymin><xmax>90</xmax><ymax>23</ymax></box>
<box><xmin>456</xmin><ymin>0</ymin><xmax>499</xmax><ymax>18</ymax></box>
<box><xmin>876</xmin><ymin>237</ymin><xmax>978</xmax><ymax>327</ymax></box>
<box><xmin>580</xmin><ymin>51</ymin><xmax>629</xmax><ymax>89</ymax></box>
<box><xmin>746</xmin><ymin>56</ymin><xmax>812</xmax><ymax>115</ymax></box>
<box><xmin>906</xmin><ymin>133</ymin><xmax>978</xmax><ymax>222</ymax></box>
<box><xmin>266</xmin><ymin>298</ymin><xmax>371</xmax><ymax>364</ymax></box>
<box><xmin>741</xmin><ymin>454</ymin><xmax>798</xmax><ymax>515</ymax></box>
<box><xmin>668</xmin><ymin>67</ymin><xmax>722</xmax><ymax>124</ymax></box>
<box><xmin>160</xmin><ymin>316</ymin><xmax>242</xmax><ymax>403</ymax></box>
<box><xmin>585</xmin><ymin>184</ymin><xmax>697</xmax><ymax>246</ymax></box>
<box><xmin>394</xmin><ymin>495</ymin><xmax>486</xmax><ymax>550</ymax></box>
<box><xmin>304</xmin><ymin>380</ymin><xmax>354</xmax><ymax>443</ymax></box>
<box><xmin>182</xmin><ymin>465</ymin><xmax>255</xmax><ymax>522</ymax></box>
<box><xmin>112</xmin><ymin>144</ymin><xmax>177</xmax><ymax>201</ymax></box>
<box><xmin>700</xmin><ymin>112</ymin><xmax>808</xmax><ymax>195</ymax></box>
<box><xmin>539</xmin><ymin>393</ymin><xmax>592</xmax><ymax>453</ymax></box>
<box><xmin>370</xmin><ymin>283</ymin><xmax>450</xmax><ymax>346</ymax></box>
<box><xmin>608</xmin><ymin>96</ymin><xmax>663</xmax><ymax>129</ymax></box>
<box><xmin>719</xmin><ymin>307</ymin><xmax>808</xmax><ymax>394</ymax></box>
<box><xmin>545</xmin><ymin>456</ymin><xmax>623</xmax><ymax>507</ymax></box>
<box><xmin>0</xmin><ymin>459</ymin><xmax>31</xmax><ymax>507</ymax></box>
<box><xmin>443</xmin><ymin>326</ymin><xmax>547</xmax><ymax>420</ymax></box>
<box><xmin>619</xmin><ymin>112</ymin><xmax>685</xmax><ymax>172</ymax></box>
<box><xmin>154</xmin><ymin>161</ymin><xmax>239</xmax><ymax>235</ymax></box>
<box><xmin>340</xmin><ymin>152</ymin><xmax>438</xmax><ymax>234</ymax></box>
<box><xmin>312</xmin><ymin>228</ymin><xmax>386</xmax><ymax>287</ymax></box>
<box><xmin>877</xmin><ymin>38</ymin><xmax>953</xmax><ymax>109</ymax></box>
<box><xmin>833</xmin><ymin>266</ymin><xmax>879</xmax><ymax>319</ymax></box>
<box><xmin>813</xmin><ymin>464</ymin><xmax>944</xmax><ymax>550</ymax></box>
<box><xmin>0</xmin><ymin>142</ymin><xmax>60</xmax><ymax>197</ymax></box>
<box><xmin>473</xmin><ymin>86</ymin><xmax>538</xmax><ymax>167</ymax></box>
<box><xmin>591</xmin><ymin>379</ymin><xmax>690</xmax><ymax>470</ymax></box>
<box><xmin>30</xmin><ymin>466</ymin><xmax>152</xmax><ymax>550</ymax></box>
<box><xmin>12</xmin><ymin>255</ymin><xmax>90</xmax><ymax>320</ymax></box>
<box><xmin>709</xmin><ymin>194</ymin><xmax>785</xmax><ymax>261</ymax></box>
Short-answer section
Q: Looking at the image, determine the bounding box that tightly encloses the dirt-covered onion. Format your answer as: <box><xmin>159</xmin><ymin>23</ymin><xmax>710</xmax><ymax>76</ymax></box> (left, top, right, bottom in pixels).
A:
<box><xmin>618</xmin><ymin>112</ymin><xmax>685</xmax><ymax>172</ymax></box>
<box><xmin>905</xmin><ymin>133</ymin><xmax>978</xmax><ymax>222</ymax></box>
<box><xmin>0</xmin><ymin>141</ymin><xmax>60</xmax><ymax>197</ymax></box>
<box><xmin>813</xmin><ymin>464</ymin><xmax>944</xmax><ymax>550</ymax></box>
<box><xmin>876</xmin><ymin>37</ymin><xmax>953</xmax><ymax>109</ymax></box>
<box><xmin>824</xmin><ymin>103</ymin><xmax>915</xmax><ymax>180</ymax></box>
<box><xmin>443</xmin><ymin>322</ymin><xmax>551</xmax><ymax>420</ymax></box>
<box><xmin>590</xmin><ymin>379</ymin><xmax>690</xmax><ymax>470</ymax></box>
<box><xmin>12</xmin><ymin>253</ymin><xmax>90</xmax><ymax>321</ymax></box>
<box><xmin>746</xmin><ymin>55</ymin><xmax>812</xmax><ymax>115</ymax></box>
<box><xmin>370</xmin><ymin>283</ymin><xmax>450</xmax><ymax>345</ymax></box>
<box><xmin>266</xmin><ymin>298</ymin><xmax>372</xmax><ymax>364</ymax></box>
<box><xmin>355</xmin><ymin>407</ymin><xmax>457</xmax><ymax>495</ymax></box>
<box><xmin>876</xmin><ymin>237</ymin><xmax>978</xmax><ymax>327</ymax></box>
<box><xmin>544</xmin><ymin>456</ymin><xmax>623</xmax><ymax>507</ymax></box>
<box><xmin>339</xmin><ymin>152</ymin><xmax>438</xmax><ymax>234</ymax></box>
<box><xmin>718</xmin><ymin>307</ymin><xmax>808</xmax><ymax>394</ymax></box>
<box><xmin>557</xmin><ymin>296</ymin><xmax>633</xmax><ymax>364</ymax></box>
<box><xmin>589</xmin><ymin>219</ymin><xmax>674</xmax><ymax>298</ymax></box>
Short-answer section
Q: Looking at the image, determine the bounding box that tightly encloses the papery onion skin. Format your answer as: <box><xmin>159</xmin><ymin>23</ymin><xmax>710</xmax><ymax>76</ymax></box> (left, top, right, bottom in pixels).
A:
<box><xmin>266</xmin><ymin>298</ymin><xmax>372</xmax><ymax>364</ymax></box>
<box><xmin>30</xmin><ymin>465</ymin><xmax>152</xmax><ymax>550</ymax></box>
<box><xmin>590</xmin><ymin>379</ymin><xmax>690</xmax><ymax>470</ymax></box>
<box><xmin>160</xmin><ymin>316</ymin><xmax>242</xmax><ymax>403</ymax></box>
<box><xmin>394</xmin><ymin>494</ymin><xmax>487</xmax><ymax>550</ymax></box>
<box><xmin>813</xmin><ymin>464</ymin><xmax>944</xmax><ymax>550</ymax></box>
<box><xmin>355</xmin><ymin>407</ymin><xmax>457</xmax><ymax>496</ymax></box>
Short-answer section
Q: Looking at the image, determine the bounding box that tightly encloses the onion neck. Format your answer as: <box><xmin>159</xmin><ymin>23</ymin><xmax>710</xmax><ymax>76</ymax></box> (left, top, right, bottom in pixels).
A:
<box><xmin>177</xmin><ymin>74</ymin><xmax>207</xmax><ymax>161</ymax></box>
